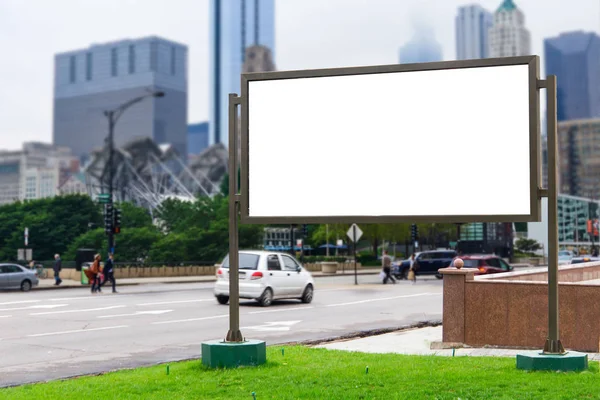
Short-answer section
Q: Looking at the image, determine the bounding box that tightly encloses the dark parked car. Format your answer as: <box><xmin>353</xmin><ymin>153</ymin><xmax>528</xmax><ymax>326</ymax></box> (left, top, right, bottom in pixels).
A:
<box><xmin>571</xmin><ymin>256</ymin><xmax>600</xmax><ymax>265</ymax></box>
<box><xmin>453</xmin><ymin>255</ymin><xmax>513</xmax><ymax>275</ymax></box>
<box><xmin>393</xmin><ymin>250</ymin><xmax>457</xmax><ymax>279</ymax></box>
<box><xmin>0</xmin><ymin>264</ymin><xmax>39</xmax><ymax>291</ymax></box>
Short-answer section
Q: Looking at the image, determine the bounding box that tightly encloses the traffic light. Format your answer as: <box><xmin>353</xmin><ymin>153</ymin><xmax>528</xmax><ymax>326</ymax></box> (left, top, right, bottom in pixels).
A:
<box><xmin>411</xmin><ymin>224</ymin><xmax>419</xmax><ymax>241</ymax></box>
<box><xmin>113</xmin><ymin>208</ymin><xmax>122</xmax><ymax>234</ymax></box>
<box><xmin>302</xmin><ymin>224</ymin><xmax>308</xmax><ymax>237</ymax></box>
<box><xmin>104</xmin><ymin>204</ymin><xmax>113</xmax><ymax>234</ymax></box>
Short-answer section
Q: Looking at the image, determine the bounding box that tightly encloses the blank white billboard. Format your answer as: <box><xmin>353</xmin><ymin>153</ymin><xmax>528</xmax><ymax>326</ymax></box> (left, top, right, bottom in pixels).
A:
<box><xmin>246</xmin><ymin>63</ymin><xmax>534</xmax><ymax>221</ymax></box>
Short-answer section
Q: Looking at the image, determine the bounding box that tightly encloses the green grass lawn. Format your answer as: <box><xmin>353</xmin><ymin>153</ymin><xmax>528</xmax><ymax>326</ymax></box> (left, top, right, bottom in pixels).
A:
<box><xmin>1</xmin><ymin>346</ymin><xmax>598</xmax><ymax>400</ymax></box>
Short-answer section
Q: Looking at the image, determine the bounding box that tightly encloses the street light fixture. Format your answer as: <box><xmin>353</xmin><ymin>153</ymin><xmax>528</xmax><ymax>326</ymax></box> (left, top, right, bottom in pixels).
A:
<box><xmin>104</xmin><ymin>90</ymin><xmax>165</xmax><ymax>253</ymax></box>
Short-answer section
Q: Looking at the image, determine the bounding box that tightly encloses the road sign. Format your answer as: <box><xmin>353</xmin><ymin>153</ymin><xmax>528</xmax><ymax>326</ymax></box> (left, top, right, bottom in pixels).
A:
<box><xmin>296</xmin><ymin>239</ymin><xmax>302</xmax><ymax>247</ymax></box>
<box><xmin>347</xmin><ymin>224</ymin><xmax>363</xmax><ymax>242</ymax></box>
<box><xmin>337</xmin><ymin>239</ymin><xmax>343</xmax><ymax>246</ymax></box>
<box><xmin>98</xmin><ymin>193</ymin><xmax>111</xmax><ymax>204</ymax></box>
<box><xmin>17</xmin><ymin>249</ymin><xmax>24</xmax><ymax>260</ymax></box>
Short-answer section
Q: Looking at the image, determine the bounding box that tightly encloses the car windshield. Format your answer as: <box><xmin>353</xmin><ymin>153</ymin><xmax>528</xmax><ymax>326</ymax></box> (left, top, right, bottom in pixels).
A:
<box><xmin>221</xmin><ymin>253</ymin><xmax>260</xmax><ymax>270</ymax></box>
<box><xmin>462</xmin><ymin>259</ymin><xmax>480</xmax><ymax>268</ymax></box>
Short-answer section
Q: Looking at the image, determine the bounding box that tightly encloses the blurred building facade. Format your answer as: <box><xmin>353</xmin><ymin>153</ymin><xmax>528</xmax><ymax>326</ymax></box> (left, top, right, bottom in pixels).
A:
<box><xmin>53</xmin><ymin>36</ymin><xmax>188</xmax><ymax>161</ymax></box>
<box><xmin>210</xmin><ymin>0</ymin><xmax>275</xmax><ymax>148</ymax></box>
<box><xmin>0</xmin><ymin>142</ymin><xmax>79</xmax><ymax>204</ymax></box>
<box><xmin>188</xmin><ymin>122</ymin><xmax>210</xmax><ymax>156</ymax></box>
<box><xmin>488</xmin><ymin>0</ymin><xmax>531</xmax><ymax>57</ymax></box>
<box><xmin>545</xmin><ymin>31</ymin><xmax>600</xmax><ymax>122</ymax></box>
<box><xmin>399</xmin><ymin>30</ymin><xmax>443</xmax><ymax>63</ymax></box>
<box><xmin>455</xmin><ymin>4</ymin><xmax>493</xmax><ymax>60</ymax></box>
<box><xmin>558</xmin><ymin>118</ymin><xmax>600</xmax><ymax>201</ymax></box>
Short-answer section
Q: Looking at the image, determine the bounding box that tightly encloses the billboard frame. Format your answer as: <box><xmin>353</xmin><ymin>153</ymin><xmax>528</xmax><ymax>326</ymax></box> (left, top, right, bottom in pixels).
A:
<box><xmin>239</xmin><ymin>56</ymin><xmax>541</xmax><ymax>224</ymax></box>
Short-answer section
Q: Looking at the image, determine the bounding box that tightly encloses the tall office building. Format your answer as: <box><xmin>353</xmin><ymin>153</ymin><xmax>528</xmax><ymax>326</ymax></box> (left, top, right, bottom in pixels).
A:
<box><xmin>545</xmin><ymin>31</ymin><xmax>600</xmax><ymax>122</ymax></box>
<box><xmin>210</xmin><ymin>0</ymin><xmax>275</xmax><ymax>148</ymax></box>
<box><xmin>399</xmin><ymin>29</ymin><xmax>443</xmax><ymax>63</ymax></box>
<box><xmin>558</xmin><ymin>118</ymin><xmax>600</xmax><ymax>200</ymax></box>
<box><xmin>0</xmin><ymin>142</ymin><xmax>78</xmax><ymax>205</ymax></box>
<box><xmin>455</xmin><ymin>4</ymin><xmax>493</xmax><ymax>60</ymax></box>
<box><xmin>53</xmin><ymin>36</ymin><xmax>188</xmax><ymax>160</ymax></box>
<box><xmin>188</xmin><ymin>122</ymin><xmax>210</xmax><ymax>155</ymax></box>
<box><xmin>488</xmin><ymin>0</ymin><xmax>531</xmax><ymax>58</ymax></box>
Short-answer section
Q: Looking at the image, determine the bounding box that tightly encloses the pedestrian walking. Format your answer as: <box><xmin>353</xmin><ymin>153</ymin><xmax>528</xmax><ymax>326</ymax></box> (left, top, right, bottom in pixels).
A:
<box><xmin>86</xmin><ymin>254</ymin><xmax>103</xmax><ymax>294</ymax></box>
<box><xmin>100</xmin><ymin>253</ymin><xmax>118</xmax><ymax>293</ymax></box>
<box><xmin>53</xmin><ymin>254</ymin><xmax>63</xmax><ymax>286</ymax></box>
<box><xmin>408</xmin><ymin>254</ymin><xmax>418</xmax><ymax>284</ymax></box>
<box><xmin>381</xmin><ymin>250</ymin><xmax>396</xmax><ymax>284</ymax></box>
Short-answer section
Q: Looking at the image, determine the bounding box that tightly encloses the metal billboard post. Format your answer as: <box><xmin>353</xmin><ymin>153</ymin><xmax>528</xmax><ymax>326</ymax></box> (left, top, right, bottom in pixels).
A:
<box><xmin>226</xmin><ymin>93</ymin><xmax>243</xmax><ymax>343</ymax></box>
<box><xmin>539</xmin><ymin>75</ymin><xmax>565</xmax><ymax>355</ymax></box>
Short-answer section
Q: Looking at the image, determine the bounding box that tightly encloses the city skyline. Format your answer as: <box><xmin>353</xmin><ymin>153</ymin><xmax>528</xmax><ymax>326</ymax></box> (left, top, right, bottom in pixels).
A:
<box><xmin>0</xmin><ymin>0</ymin><xmax>598</xmax><ymax>150</ymax></box>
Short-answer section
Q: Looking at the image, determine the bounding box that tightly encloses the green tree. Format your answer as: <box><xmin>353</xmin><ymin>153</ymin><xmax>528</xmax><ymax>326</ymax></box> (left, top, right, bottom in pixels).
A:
<box><xmin>0</xmin><ymin>195</ymin><xmax>102</xmax><ymax>261</ymax></box>
<box><xmin>118</xmin><ymin>202</ymin><xmax>154</xmax><ymax>229</ymax></box>
<box><xmin>112</xmin><ymin>227</ymin><xmax>162</xmax><ymax>262</ymax></box>
<box><xmin>515</xmin><ymin>238</ymin><xmax>541</xmax><ymax>254</ymax></box>
<box><xmin>64</xmin><ymin>228</ymin><xmax>108</xmax><ymax>261</ymax></box>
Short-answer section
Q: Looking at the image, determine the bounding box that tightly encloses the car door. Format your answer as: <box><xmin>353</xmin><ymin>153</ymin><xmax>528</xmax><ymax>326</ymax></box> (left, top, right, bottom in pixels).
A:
<box><xmin>281</xmin><ymin>255</ymin><xmax>304</xmax><ymax>296</ymax></box>
<box><xmin>484</xmin><ymin>258</ymin><xmax>503</xmax><ymax>274</ymax></box>
<box><xmin>265</xmin><ymin>254</ymin><xmax>288</xmax><ymax>297</ymax></box>
<box><xmin>417</xmin><ymin>253</ymin><xmax>433</xmax><ymax>273</ymax></box>
<box><xmin>497</xmin><ymin>258</ymin><xmax>513</xmax><ymax>272</ymax></box>
<box><xmin>0</xmin><ymin>266</ymin><xmax>8</xmax><ymax>289</ymax></box>
<box><xmin>6</xmin><ymin>265</ymin><xmax>23</xmax><ymax>288</ymax></box>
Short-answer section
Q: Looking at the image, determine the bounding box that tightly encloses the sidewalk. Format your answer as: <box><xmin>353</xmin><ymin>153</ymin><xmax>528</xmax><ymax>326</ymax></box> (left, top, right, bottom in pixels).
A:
<box><xmin>316</xmin><ymin>325</ymin><xmax>600</xmax><ymax>360</ymax></box>
<box><xmin>36</xmin><ymin>268</ymin><xmax>380</xmax><ymax>290</ymax></box>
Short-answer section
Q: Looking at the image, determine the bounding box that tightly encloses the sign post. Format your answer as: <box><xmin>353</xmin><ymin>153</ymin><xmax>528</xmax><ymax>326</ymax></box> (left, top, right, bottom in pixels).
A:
<box><xmin>347</xmin><ymin>224</ymin><xmax>363</xmax><ymax>285</ymax></box>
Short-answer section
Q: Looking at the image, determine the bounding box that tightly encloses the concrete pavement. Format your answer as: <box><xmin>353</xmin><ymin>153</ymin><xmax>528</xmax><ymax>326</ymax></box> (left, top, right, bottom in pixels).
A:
<box><xmin>317</xmin><ymin>325</ymin><xmax>600</xmax><ymax>361</ymax></box>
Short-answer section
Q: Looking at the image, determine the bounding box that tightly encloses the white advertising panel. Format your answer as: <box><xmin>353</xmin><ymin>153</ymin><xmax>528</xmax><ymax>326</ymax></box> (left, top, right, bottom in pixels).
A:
<box><xmin>245</xmin><ymin>60</ymin><xmax>537</xmax><ymax>222</ymax></box>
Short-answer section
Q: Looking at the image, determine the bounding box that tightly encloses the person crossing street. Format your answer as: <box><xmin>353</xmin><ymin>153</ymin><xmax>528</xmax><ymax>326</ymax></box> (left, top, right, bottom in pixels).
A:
<box><xmin>101</xmin><ymin>253</ymin><xmax>117</xmax><ymax>293</ymax></box>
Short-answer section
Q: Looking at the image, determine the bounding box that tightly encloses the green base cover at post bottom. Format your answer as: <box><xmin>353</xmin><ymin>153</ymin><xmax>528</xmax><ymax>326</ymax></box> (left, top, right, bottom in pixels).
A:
<box><xmin>201</xmin><ymin>339</ymin><xmax>266</xmax><ymax>368</ymax></box>
<box><xmin>516</xmin><ymin>351</ymin><xmax>588</xmax><ymax>371</ymax></box>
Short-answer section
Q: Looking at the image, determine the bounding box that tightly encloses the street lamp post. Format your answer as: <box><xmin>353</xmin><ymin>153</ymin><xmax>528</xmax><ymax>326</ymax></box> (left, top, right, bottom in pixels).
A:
<box><xmin>104</xmin><ymin>90</ymin><xmax>165</xmax><ymax>253</ymax></box>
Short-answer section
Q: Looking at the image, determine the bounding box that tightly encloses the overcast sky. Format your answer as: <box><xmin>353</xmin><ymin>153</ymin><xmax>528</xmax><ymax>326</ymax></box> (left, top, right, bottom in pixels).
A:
<box><xmin>0</xmin><ymin>0</ymin><xmax>598</xmax><ymax>150</ymax></box>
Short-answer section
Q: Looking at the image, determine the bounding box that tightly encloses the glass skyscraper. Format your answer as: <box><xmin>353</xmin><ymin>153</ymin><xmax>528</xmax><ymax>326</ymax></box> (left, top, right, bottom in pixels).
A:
<box><xmin>209</xmin><ymin>0</ymin><xmax>275</xmax><ymax>148</ymax></box>
<box><xmin>455</xmin><ymin>4</ymin><xmax>493</xmax><ymax>60</ymax></box>
<box><xmin>545</xmin><ymin>31</ymin><xmax>600</xmax><ymax>122</ymax></box>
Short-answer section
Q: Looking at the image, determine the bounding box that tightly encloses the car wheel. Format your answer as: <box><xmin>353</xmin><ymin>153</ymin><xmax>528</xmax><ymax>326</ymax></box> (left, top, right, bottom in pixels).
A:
<box><xmin>435</xmin><ymin>273</ymin><xmax>443</xmax><ymax>280</ymax></box>
<box><xmin>216</xmin><ymin>295</ymin><xmax>229</xmax><ymax>305</ymax></box>
<box><xmin>259</xmin><ymin>288</ymin><xmax>273</xmax><ymax>307</ymax></box>
<box><xmin>21</xmin><ymin>280</ymin><xmax>32</xmax><ymax>292</ymax></box>
<box><xmin>301</xmin><ymin>284</ymin><xmax>313</xmax><ymax>304</ymax></box>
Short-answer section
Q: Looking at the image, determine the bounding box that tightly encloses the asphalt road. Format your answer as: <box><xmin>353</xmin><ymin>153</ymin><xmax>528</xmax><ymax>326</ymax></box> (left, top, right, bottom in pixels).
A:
<box><xmin>0</xmin><ymin>274</ymin><xmax>443</xmax><ymax>387</ymax></box>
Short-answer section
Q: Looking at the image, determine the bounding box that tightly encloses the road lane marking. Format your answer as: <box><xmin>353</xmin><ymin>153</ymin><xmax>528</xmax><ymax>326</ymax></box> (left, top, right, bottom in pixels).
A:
<box><xmin>50</xmin><ymin>295</ymin><xmax>133</xmax><ymax>301</ymax></box>
<box><xmin>0</xmin><ymin>315</ymin><xmax>12</xmax><ymax>318</ymax></box>
<box><xmin>27</xmin><ymin>325</ymin><xmax>129</xmax><ymax>338</ymax></box>
<box><xmin>242</xmin><ymin>321</ymin><xmax>302</xmax><ymax>332</ymax></box>
<box><xmin>137</xmin><ymin>299</ymin><xmax>213</xmax><ymax>306</ymax></box>
<box><xmin>0</xmin><ymin>300</ymin><xmax>40</xmax><ymax>306</ymax></box>
<box><xmin>98</xmin><ymin>310</ymin><xmax>173</xmax><ymax>319</ymax></box>
<box><xmin>249</xmin><ymin>306</ymin><xmax>314</xmax><ymax>314</ymax></box>
<box><xmin>152</xmin><ymin>314</ymin><xmax>228</xmax><ymax>325</ymax></box>
<box><xmin>0</xmin><ymin>304</ymin><xmax>68</xmax><ymax>312</ymax></box>
<box><xmin>30</xmin><ymin>305</ymin><xmax>126</xmax><ymax>316</ymax></box>
<box><xmin>326</xmin><ymin>293</ymin><xmax>440</xmax><ymax>307</ymax></box>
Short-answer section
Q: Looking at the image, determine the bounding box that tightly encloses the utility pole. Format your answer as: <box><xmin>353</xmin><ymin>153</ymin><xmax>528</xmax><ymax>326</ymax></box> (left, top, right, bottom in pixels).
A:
<box><xmin>103</xmin><ymin>90</ymin><xmax>165</xmax><ymax>254</ymax></box>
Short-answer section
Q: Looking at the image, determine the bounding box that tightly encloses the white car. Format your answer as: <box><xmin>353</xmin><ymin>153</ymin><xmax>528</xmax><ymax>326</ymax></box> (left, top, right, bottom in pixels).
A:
<box><xmin>214</xmin><ymin>251</ymin><xmax>315</xmax><ymax>307</ymax></box>
<box><xmin>558</xmin><ymin>250</ymin><xmax>574</xmax><ymax>266</ymax></box>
